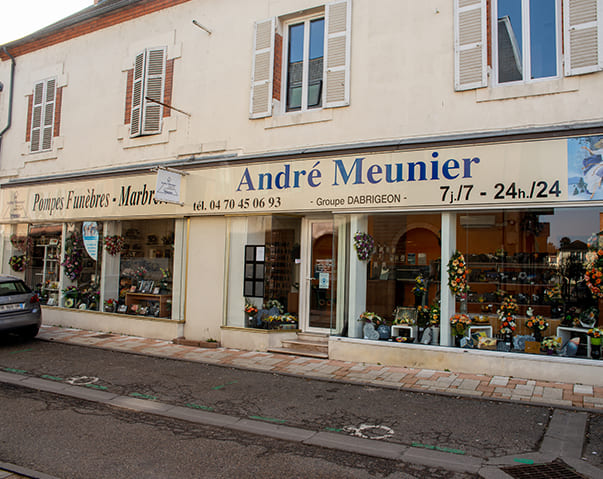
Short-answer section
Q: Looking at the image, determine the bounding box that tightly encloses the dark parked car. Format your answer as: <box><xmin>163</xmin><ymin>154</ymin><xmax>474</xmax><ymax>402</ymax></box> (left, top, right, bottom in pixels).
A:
<box><xmin>0</xmin><ymin>275</ymin><xmax>41</xmax><ymax>338</ymax></box>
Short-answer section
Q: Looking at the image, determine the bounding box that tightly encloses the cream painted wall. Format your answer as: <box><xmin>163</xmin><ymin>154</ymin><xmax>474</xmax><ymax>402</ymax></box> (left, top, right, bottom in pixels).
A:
<box><xmin>0</xmin><ymin>0</ymin><xmax>601</xmax><ymax>182</ymax></box>
<box><xmin>183</xmin><ymin>216</ymin><xmax>226</xmax><ymax>341</ymax></box>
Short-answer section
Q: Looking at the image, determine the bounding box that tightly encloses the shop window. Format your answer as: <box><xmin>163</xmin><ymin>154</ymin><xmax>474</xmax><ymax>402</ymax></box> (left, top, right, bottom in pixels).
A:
<box><xmin>118</xmin><ymin>219</ymin><xmax>175</xmax><ymax>317</ymax></box>
<box><xmin>457</xmin><ymin>207</ymin><xmax>602</xmax><ymax>357</ymax></box>
<box><xmin>364</xmin><ymin>213</ymin><xmax>442</xmax><ymax>333</ymax></box>
<box><xmin>228</xmin><ymin>216</ymin><xmax>301</xmax><ymax>329</ymax></box>
<box><xmin>26</xmin><ymin>224</ymin><xmax>63</xmax><ymax>306</ymax></box>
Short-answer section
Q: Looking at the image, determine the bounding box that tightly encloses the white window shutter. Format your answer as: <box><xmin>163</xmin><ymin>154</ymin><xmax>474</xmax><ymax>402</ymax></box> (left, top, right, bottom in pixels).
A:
<box><xmin>324</xmin><ymin>0</ymin><xmax>351</xmax><ymax>108</ymax></box>
<box><xmin>454</xmin><ymin>0</ymin><xmax>487</xmax><ymax>91</ymax></box>
<box><xmin>30</xmin><ymin>82</ymin><xmax>44</xmax><ymax>152</ymax></box>
<box><xmin>41</xmin><ymin>79</ymin><xmax>56</xmax><ymax>151</ymax></box>
<box><xmin>142</xmin><ymin>47</ymin><xmax>166</xmax><ymax>135</ymax></box>
<box><xmin>564</xmin><ymin>0</ymin><xmax>602</xmax><ymax>75</ymax></box>
<box><xmin>130</xmin><ymin>51</ymin><xmax>145</xmax><ymax>136</ymax></box>
<box><xmin>250</xmin><ymin>18</ymin><xmax>275</xmax><ymax>119</ymax></box>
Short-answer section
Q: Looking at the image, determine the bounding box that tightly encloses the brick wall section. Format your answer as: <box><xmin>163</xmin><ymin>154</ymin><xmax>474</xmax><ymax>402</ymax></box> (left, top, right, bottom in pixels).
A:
<box><xmin>163</xmin><ymin>58</ymin><xmax>174</xmax><ymax>118</ymax></box>
<box><xmin>0</xmin><ymin>0</ymin><xmax>193</xmax><ymax>60</ymax></box>
<box><xmin>273</xmin><ymin>33</ymin><xmax>282</xmax><ymax>101</ymax></box>
<box><xmin>124</xmin><ymin>68</ymin><xmax>133</xmax><ymax>124</ymax></box>
<box><xmin>53</xmin><ymin>87</ymin><xmax>63</xmax><ymax>137</ymax></box>
<box><xmin>25</xmin><ymin>95</ymin><xmax>32</xmax><ymax>142</ymax></box>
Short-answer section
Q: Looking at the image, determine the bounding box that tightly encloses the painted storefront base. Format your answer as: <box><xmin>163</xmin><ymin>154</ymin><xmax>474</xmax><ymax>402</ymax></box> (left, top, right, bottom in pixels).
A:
<box><xmin>329</xmin><ymin>337</ymin><xmax>603</xmax><ymax>387</ymax></box>
<box><xmin>221</xmin><ymin>326</ymin><xmax>299</xmax><ymax>352</ymax></box>
<box><xmin>42</xmin><ymin>307</ymin><xmax>183</xmax><ymax>341</ymax></box>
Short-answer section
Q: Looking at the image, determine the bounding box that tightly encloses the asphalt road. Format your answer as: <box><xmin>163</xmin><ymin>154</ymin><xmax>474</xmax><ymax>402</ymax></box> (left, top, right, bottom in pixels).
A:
<box><xmin>0</xmin><ymin>335</ymin><xmax>600</xmax><ymax>478</ymax></box>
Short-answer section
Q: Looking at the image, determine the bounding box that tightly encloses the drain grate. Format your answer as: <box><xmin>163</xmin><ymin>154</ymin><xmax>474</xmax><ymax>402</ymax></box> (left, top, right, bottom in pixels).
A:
<box><xmin>501</xmin><ymin>459</ymin><xmax>587</xmax><ymax>479</ymax></box>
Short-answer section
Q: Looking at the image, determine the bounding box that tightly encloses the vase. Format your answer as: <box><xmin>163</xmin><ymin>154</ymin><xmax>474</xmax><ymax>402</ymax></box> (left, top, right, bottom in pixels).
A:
<box><xmin>592</xmin><ymin>338</ymin><xmax>602</xmax><ymax>359</ymax></box>
<box><xmin>454</xmin><ymin>335</ymin><xmax>463</xmax><ymax>347</ymax></box>
<box><xmin>533</xmin><ymin>330</ymin><xmax>542</xmax><ymax>342</ymax></box>
<box><xmin>104</xmin><ymin>305</ymin><xmax>115</xmax><ymax>313</ymax></box>
<box><xmin>431</xmin><ymin>327</ymin><xmax>439</xmax><ymax>345</ymax></box>
<box><xmin>377</xmin><ymin>323</ymin><xmax>391</xmax><ymax>340</ymax></box>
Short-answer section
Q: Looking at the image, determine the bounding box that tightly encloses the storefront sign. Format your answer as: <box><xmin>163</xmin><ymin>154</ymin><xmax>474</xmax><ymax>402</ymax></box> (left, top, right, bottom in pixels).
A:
<box><xmin>82</xmin><ymin>221</ymin><xmax>98</xmax><ymax>261</ymax></box>
<box><xmin>154</xmin><ymin>168</ymin><xmax>184</xmax><ymax>204</ymax></box>
<box><xmin>1</xmin><ymin>136</ymin><xmax>601</xmax><ymax>223</ymax></box>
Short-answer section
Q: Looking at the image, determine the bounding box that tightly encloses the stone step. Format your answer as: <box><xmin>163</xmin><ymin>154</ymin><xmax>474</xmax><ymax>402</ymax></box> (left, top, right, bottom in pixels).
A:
<box><xmin>280</xmin><ymin>339</ymin><xmax>328</xmax><ymax>354</ymax></box>
<box><xmin>267</xmin><ymin>347</ymin><xmax>328</xmax><ymax>359</ymax></box>
<box><xmin>296</xmin><ymin>332</ymin><xmax>329</xmax><ymax>343</ymax></box>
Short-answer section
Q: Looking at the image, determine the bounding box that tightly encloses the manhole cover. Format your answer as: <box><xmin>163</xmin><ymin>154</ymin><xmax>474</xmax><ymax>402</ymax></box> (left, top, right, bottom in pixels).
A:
<box><xmin>501</xmin><ymin>459</ymin><xmax>587</xmax><ymax>479</ymax></box>
<box><xmin>92</xmin><ymin>334</ymin><xmax>115</xmax><ymax>339</ymax></box>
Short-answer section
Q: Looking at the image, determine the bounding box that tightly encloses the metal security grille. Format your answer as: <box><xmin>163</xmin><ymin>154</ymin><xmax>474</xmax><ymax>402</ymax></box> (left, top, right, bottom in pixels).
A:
<box><xmin>501</xmin><ymin>459</ymin><xmax>587</xmax><ymax>479</ymax></box>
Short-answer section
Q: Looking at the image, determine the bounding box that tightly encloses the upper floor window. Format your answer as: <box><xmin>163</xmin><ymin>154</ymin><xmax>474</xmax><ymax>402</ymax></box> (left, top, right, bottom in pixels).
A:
<box><xmin>454</xmin><ymin>0</ymin><xmax>602</xmax><ymax>91</ymax></box>
<box><xmin>29</xmin><ymin>78</ymin><xmax>57</xmax><ymax>152</ymax></box>
<box><xmin>286</xmin><ymin>17</ymin><xmax>325</xmax><ymax>111</ymax></box>
<box><xmin>495</xmin><ymin>0</ymin><xmax>560</xmax><ymax>84</ymax></box>
<box><xmin>250</xmin><ymin>0</ymin><xmax>351</xmax><ymax>119</ymax></box>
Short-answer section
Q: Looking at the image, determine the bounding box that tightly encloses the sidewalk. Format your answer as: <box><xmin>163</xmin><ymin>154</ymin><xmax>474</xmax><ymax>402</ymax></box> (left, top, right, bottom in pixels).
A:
<box><xmin>36</xmin><ymin>325</ymin><xmax>603</xmax><ymax>412</ymax></box>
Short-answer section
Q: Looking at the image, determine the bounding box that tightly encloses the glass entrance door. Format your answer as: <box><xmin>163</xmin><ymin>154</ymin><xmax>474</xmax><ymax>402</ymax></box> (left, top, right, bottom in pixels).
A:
<box><xmin>302</xmin><ymin>218</ymin><xmax>336</xmax><ymax>331</ymax></box>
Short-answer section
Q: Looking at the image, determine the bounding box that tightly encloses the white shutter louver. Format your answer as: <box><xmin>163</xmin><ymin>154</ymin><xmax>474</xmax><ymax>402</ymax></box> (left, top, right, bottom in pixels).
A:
<box><xmin>130</xmin><ymin>51</ymin><xmax>145</xmax><ymax>137</ymax></box>
<box><xmin>142</xmin><ymin>48</ymin><xmax>166</xmax><ymax>134</ymax></box>
<box><xmin>30</xmin><ymin>82</ymin><xmax>44</xmax><ymax>152</ymax></box>
<box><xmin>324</xmin><ymin>0</ymin><xmax>351</xmax><ymax>108</ymax></box>
<box><xmin>30</xmin><ymin>79</ymin><xmax>56</xmax><ymax>152</ymax></box>
<box><xmin>250</xmin><ymin>18</ymin><xmax>275</xmax><ymax>119</ymax></box>
<box><xmin>454</xmin><ymin>0</ymin><xmax>487</xmax><ymax>91</ymax></box>
<box><xmin>42</xmin><ymin>79</ymin><xmax>56</xmax><ymax>151</ymax></box>
<box><xmin>564</xmin><ymin>0</ymin><xmax>602</xmax><ymax>75</ymax></box>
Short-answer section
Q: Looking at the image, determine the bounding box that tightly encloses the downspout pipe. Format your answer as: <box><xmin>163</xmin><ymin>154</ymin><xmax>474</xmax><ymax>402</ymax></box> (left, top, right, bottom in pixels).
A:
<box><xmin>0</xmin><ymin>47</ymin><xmax>16</xmax><ymax>151</ymax></box>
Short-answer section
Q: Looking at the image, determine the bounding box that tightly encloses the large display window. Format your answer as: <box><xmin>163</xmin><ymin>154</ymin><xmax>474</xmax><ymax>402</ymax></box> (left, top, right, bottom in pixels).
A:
<box><xmin>227</xmin><ymin>215</ymin><xmax>301</xmax><ymax>329</ymax></box>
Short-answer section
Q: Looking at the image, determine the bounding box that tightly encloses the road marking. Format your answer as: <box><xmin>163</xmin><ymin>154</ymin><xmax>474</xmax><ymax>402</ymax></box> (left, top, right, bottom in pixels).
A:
<box><xmin>10</xmin><ymin>349</ymin><xmax>33</xmax><ymax>354</ymax></box>
<box><xmin>412</xmin><ymin>442</ymin><xmax>465</xmax><ymax>455</ymax></box>
<box><xmin>211</xmin><ymin>381</ymin><xmax>237</xmax><ymax>390</ymax></box>
<box><xmin>130</xmin><ymin>392</ymin><xmax>157</xmax><ymax>400</ymax></box>
<box><xmin>65</xmin><ymin>376</ymin><xmax>99</xmax><ymax>385</ymax></box>
<box><xmin>85</xmin><ymin>384</ymin><xmax>108</xmax><ymax>390</ymax></box>
<box><xmin>249</xmin><ymin>415</ymin><xmax>286</xmax><ymax>424</ymax></box>
<box><xmin>41</xmin><ymin>375</ymin><xmax>63</xmax><ymax>381</ymax></box>
<box><xmin>344</xmin><ymin>424</ymin><xmax>394</xmax><ymax>440</ymax></box>
<box><xmin>185</xmin><ymin>403</ymin><xmax>214</xmax><ymax>411</ymax></box>
<box><xmin>3</xmin><ymin>367</ymin><xmax>27</xmax><ymax>374</ymax></box>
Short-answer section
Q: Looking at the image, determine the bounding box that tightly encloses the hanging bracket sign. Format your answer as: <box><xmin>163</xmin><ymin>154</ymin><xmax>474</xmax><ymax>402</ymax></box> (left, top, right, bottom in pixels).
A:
<box><xmin>153</xmin><ymin>167</ymin><xmax>189</xmax><ymax>205</ymax></box>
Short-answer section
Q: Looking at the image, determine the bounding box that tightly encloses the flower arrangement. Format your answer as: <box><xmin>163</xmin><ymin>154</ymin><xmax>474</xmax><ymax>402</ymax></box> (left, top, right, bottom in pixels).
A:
<box><xmin>392</xmin><ymin>307</ymin><xmax>416</xmax><ymax>325</ymax></box>
<box><xmin>10</xmin><ymin>234</ymin><xmax>31</xmax><ymax>252</ymax></box>
<box><xmin>498</xmin><ymin>295</ymin><xmax>519</xmax><ymax>317</ymax></box>
<box><xmin>428</xmin><ymin>304</ymin><xmax>440</xmax><ymax>327</ymax></box>
<box><xmin>447</xmin><ymin>251</ymin><xmax>468</xmax><ymax>295</ymax></box>
<box><xmin>411</xmin><ymin>275</ymin><xmax>427</xmax><ymax>297</ymax></box>
<box><xmin>525</xmin><ymin>315</ymin><xmax>549</xmax><ymax>332</ymax></box>
<box><xmin>104</xmin><ymin>235</ymin><xmax>125</xmax><ymax>255</ymax></box>
<box><xmin>104</xmin><ymin>298</ymin><xmax>117</xmax><ymax>308</ymax></box>
<box><xmin>416</xmin><ymin>305</ymin><xmax>430</xmax><ymax>327</ymax></box>
<box><xmin>244</xmin><ymin>300</ymin><xmax>258</xmax><ymax>316</ymax></box>
<box><xmin>359</xmin><ymin>311</ymin><xmax>385</xmax><ymax>326</ymax></box>
<box><xmin>541</xmin><ymin>336</ymin><xmax>562</xmax><ymax>353</ymax></box>
<box><xmin>280</xmin><ymin>313</ymin><xmax>297</xmax><ymax>324</ymax></box>
<box><xmin>584</xmin><ymin>247</ymin><xmax>603</xmax><ymax>298</ymax></box>
<box><xmin>544</xmin><ymin>284</ymin><xmax>562</xmax><ymax>303</ymax></box>
<box><xmin>8</xmin><ymin>254</ymin><xmax>29</xmax><ymax>272</ymax></box>
<box><xmin>353</xmin><ymin>232</ymin><xmax>375</xmax><ymax>261</ymax></box>
<box><xmin>263</xmin><ymin>299</ymin><xmax>284</xmax><ymax>314</ymax></box>
<box><xmin>62</xmin><ymin>232</ymin><xmax>84</xmax><ymax>280</ymax></box>
<box><xmin>450</xmin><ymin>313</ymin><xmax>471</xmax><ymax>336</ymax></box>
<box><xmin>587</xmin><ymin>328</ymin><xmax>602</xmax><ymax>339</ymax></box>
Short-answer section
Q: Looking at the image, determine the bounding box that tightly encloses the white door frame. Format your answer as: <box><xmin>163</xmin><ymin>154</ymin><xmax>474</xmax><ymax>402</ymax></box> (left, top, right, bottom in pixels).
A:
<box><xmin>299</xmin><ymin>216</ymin><xmax>334</xmax><ymax>333</ymax></box>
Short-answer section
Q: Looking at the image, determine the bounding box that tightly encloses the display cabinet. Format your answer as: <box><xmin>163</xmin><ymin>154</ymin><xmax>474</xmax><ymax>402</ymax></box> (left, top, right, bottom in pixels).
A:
<box><xmin>31</xmin><ymin>239</ymin><xmax>61</xmax><ymax>305</ymax></box>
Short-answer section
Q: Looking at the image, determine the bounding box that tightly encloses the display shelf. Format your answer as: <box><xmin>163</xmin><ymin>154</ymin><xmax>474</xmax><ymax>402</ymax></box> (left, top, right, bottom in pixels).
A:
<box><xmin>125</xmin><ymin>293</ymin><xmax>171</xmax><ymax>318</ymax></box>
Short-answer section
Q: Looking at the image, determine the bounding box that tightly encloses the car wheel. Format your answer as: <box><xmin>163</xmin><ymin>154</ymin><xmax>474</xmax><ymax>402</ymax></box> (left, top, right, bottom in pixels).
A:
<box><xmin>19</xmin><ymin>325</ymin><xmax>40</xmax><ymax>339</ymax></box>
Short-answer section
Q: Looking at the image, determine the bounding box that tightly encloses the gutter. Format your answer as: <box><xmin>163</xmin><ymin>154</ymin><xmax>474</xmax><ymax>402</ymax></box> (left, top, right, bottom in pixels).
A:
<box><xmin>0</xmin><ymin>47</ymin><xmax>16</xmax><ymax>150</ymax></box>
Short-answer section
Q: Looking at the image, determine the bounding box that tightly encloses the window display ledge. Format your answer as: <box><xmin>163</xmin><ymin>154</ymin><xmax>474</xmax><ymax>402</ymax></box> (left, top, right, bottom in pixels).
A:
<box><xmin>329</xmin><ymin>337</ymin><xmax>603</xmax><ymax>387</ymax></box>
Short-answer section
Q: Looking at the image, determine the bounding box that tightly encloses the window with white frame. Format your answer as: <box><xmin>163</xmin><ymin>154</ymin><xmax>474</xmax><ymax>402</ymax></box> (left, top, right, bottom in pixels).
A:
<box><xmin>494</xmin><ymin>0</ymin><xmax>560</xmax><ymax>84</ymax></box>
<box><xmin>30</xmin><ymin>78</ymin><xmax>56</xmax><ymax>152</ymax></box>
<box><xmin>454</xmin><ymin>0</ymin><xmax>603</xmax><ymax>91</ymax></box>
<box><xmin>250</xmin><ymin>0</ymin><xmax>351</xmax><ymax>119</ymax></box>
<box><xmin>130</xmin><ymin>47</ymin><xmax>166</xmax><ymax>137</ymax></box>
<box><xmin>285</xmin><ymin>16</ymin><xmax>325</xmax><ymax>112</ymax></box>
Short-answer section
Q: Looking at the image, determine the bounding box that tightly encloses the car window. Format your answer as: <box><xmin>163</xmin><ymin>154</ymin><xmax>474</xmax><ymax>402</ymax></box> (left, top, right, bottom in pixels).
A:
<box><xmin>0</xmin><ymin>280</ymin><xmax>31</xmax><ymax>296</ymax></box>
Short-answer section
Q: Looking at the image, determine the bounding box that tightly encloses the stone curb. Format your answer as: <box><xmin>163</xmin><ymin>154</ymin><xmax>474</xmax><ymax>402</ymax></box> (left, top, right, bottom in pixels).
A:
<box><xmin>0</xmin><ymin>460</ymin><xmax>62</xmax><ymax>479</ymax></box>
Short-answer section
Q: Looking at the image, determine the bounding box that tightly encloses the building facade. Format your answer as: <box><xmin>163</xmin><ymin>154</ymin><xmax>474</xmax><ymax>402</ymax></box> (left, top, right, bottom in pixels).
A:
<box><xmin>1</xmin><ymin>0</ymin><xmax>602</xmax><ymax>384</ymax></box>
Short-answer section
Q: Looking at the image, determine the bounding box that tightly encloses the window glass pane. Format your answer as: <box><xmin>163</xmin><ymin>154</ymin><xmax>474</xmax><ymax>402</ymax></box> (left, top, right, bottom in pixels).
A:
<box><xmin>497</xmin><ymin>0</ymin><xmax>523</xmax><ymax>83</ymax></box>
<box><xmin>287</xmin><ymin>85</ymin><xmax>302</xmax><ymax>110</ymax></box>
<box><xmin>288</xmin><ymin>23</ymin><xmax>304</xmax><ymax>63</ymax></box>
<box><xmin>530</xmin><ymin>0</ymin><xmax>557</xmax><ymax>79</ymax></box>
<box><xmin>287</xmin><ymin>23</ymin><xmax>305</xmax><ymax>111</ymax></box>
<box><xmin>309</xmin><ymin>19</ymin><xmax>324</xmax><ymax>60</ymax></box>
